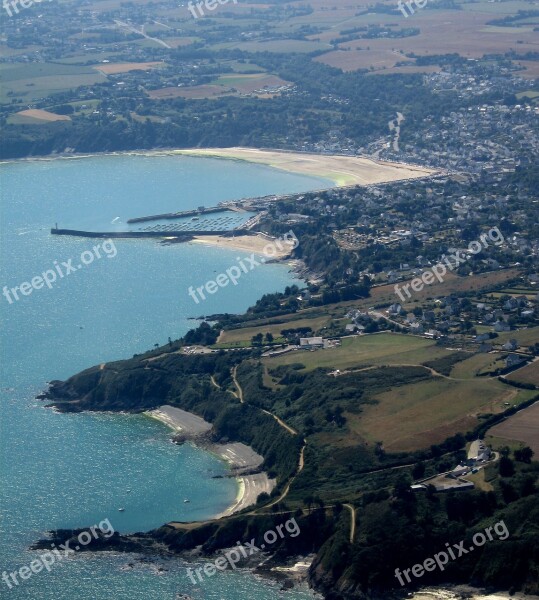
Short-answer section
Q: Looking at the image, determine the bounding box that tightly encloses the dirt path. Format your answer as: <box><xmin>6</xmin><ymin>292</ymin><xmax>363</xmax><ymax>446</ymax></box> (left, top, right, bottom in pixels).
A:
<box><xmin>231</xmin><ymin>366</ymin><xmax>244</xmax><ymax>403</ymax></box>
<box><xmin>263</xmin><ymin>442</ymin><xmax>306</xmax><ymax>509</ymax></box>
<box><xmin>262</xmin><ymin>409</ymin><xmax>298</xmax><ymax>435</ymax></box>
<box><xmin>343</xmin><ymin>503</ymin><xmax>356</xmax><ymax>543</ymax></box>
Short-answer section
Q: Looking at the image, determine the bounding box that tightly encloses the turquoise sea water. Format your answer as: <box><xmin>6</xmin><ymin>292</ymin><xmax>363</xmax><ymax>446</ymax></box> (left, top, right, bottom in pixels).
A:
<box><xmin>0</xmin><ymin>154</ymin><xmax>327</xmax><ymax>600</ymax></box>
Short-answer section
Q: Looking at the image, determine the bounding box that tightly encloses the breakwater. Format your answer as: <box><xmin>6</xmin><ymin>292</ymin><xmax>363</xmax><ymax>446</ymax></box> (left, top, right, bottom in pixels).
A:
<box><xmin>51</xmin><ymin>228</ymin><xmax>251</xmax><ymax>239</ymax></box>
<box><xmin>127</xmin><ymin>206</ymin><xmax>233</xmax><ymax>224</ymax></box>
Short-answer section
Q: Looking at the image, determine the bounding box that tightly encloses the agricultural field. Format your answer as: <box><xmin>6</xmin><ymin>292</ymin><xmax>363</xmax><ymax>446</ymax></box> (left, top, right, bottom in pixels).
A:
<box><xmin>450</xmin><ymin>353</ymin><xmax>505</xmax><ymax>379</ymax></box>
<box><xmin>148</xmin><ymin>85</ymin><xmax>228</xmax><ymax>100</ymax></box>
<box><xmin>212</xmin><ymin>74</ymin><xmax>292</xmax><ymax>94</ymax></box>
<box><xmin>149</xmin><ymin>73</ymin><xmax>292</xmax><ymax>100</ymax></box>
<box><xmin>212</xmin><ymin>40</ymin><xmax>332</xmax><ymax>54</ymax></box>
<box><xmin>507</xmin><ymin>360</ymin><xmax>539</xmax><ymax>387</ymax></box>
<box><xmin>8</xmin><ymin>109</ymin><xmax>71</xmax><ymax>125</ymax></box>
<box><xmin>347</xmin><ymin>376</ymin><xmax>527</xmax><ymax>452</ymax></box>
<box><xmin>264</xmin><ymin>333</ymin><xmax>451</xmax><ymax>372</ymax></box>
<box><xmin>0</xmin><ymin>63</ymin><xmax>106</xmax><ymax>103</ymax></box>
<box><xmin>488</xmin><ymin>401</ymin><xmax>539</xmax><ymax>455</ymax></box>
<box><xmin>91</xmin><ymin>62</ymin><xmax>164</xmax><ymax>75</ymax></box>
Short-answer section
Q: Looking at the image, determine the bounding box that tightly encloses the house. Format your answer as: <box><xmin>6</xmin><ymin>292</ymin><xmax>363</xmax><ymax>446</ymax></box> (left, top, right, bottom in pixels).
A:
<box><xmin>502</xmin><ymin>339</ymin><xmax>518</xmax><ymax>351</ymax></box>
<box><xmin>468</xmin><ymin>440</ymin><xmax>492</xmax><ymax>464</ymax></box>
<box><xmin>388</xmin><ymin>303</ymin><xmax>403</xmax><ymax>316</ymax></box>
<box><xmin>299</xmin><ymin>337</ymin><xmax>324</xmax><ymax>350</ymax></box>
<box><xmin>475</xmin><ymin>333</ymin><xmax>491</xmax><ymax>343</ymax></box>
<box><xmin>433</xmin><ymin>481</ymin><xmax>474</xmax><ymax>493</ymax></box>
<box><xmin>345</xmin><ymin>324</ymin><xmax>358</xmax><ymax>333</ymax></box>
<box><xmin>504</xmin><ymin>297</ymin><xmax>519</xmax><ymax>311</ymax></box>
<box><xmin>505</xmin><ymin>354</ymin><xmax>526</xmax><ymax>369</ymax></box>
<box><xmin>410</xmin><ymin>323</ymin><xmax>424</xmax><ymax>334</ymax></box>
<box><xmin>494</xmin><ymin>321</ymin><xmax>511</xmax><ymax>332</ymax></box>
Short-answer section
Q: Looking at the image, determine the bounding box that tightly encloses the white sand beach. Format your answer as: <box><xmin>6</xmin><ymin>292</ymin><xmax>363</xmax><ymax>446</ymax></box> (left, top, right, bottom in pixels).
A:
<box><xmin>175</xmin><ymin>147</ymin><xmax>436</xmax><ymax>187</ymax></box>
<box><xmin>144</xmin><ymin>405</ymin><xmax>275</xmax><ymax>517</ymax></box>
<box><xmin>191</xmin><ymin>233</ymin><xmax>294</xmax><ymax>259</ymax></box>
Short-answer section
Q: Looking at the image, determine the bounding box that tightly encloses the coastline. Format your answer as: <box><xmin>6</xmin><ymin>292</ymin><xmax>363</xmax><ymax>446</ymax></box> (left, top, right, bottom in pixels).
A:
<box><xmin>0</xmin><ymin>146</ymin><xmax>437</xmax><ymax>188</ymax></box>
<box><xmin>144</xmin><ymin>405</ymin><xmax>276</xmax><ymax>519</ymax></box>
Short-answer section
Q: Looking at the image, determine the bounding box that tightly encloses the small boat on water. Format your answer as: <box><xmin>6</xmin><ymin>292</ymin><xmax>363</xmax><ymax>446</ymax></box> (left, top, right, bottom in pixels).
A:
<box><xmin>118</xmin><ymin>507</ymin><xmax>125</xmax><ymax>512</ymax></box>
<box><xmin>183</xmin><ymin>499</ymin><xmax>190</xmax><ymax>503</ymax></box>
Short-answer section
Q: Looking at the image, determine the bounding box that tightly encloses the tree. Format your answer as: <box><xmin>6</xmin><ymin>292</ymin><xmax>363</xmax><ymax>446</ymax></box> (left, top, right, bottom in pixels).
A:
<box><xmin>265</xmin><ymin>332</ymin><xmax>274</xmax><ymax>343</ymax></box>
<box><xmin>514</xmin><ymin>446</ymin><xmax>534</xmax><ymax>463</ymax></box>
<box><xmin>251</xmin><ymin>333</ymin><xmax>263</xmax><ymax>346</ymax></box>
<box><xmin>499</xmin><ymin>456</ymin><xmax>515</xmax><ymax>477</ymax></box>
<box><xmin>412</xmin><ymin>461</ymin><xmax>426</xmax><ymax>480</ymax></box>
<box><xmin>499</xmin><ymin>446</ymin><xmax>511</xmax><ymax>458</ymax></box>
<box><xmin>257</xmin><ymin>492</ymin><xmax>270</xmax><ymax>504</ymax></box>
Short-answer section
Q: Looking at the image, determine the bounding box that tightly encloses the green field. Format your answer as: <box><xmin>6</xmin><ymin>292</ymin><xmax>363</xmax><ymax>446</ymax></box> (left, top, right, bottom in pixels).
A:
<box><xmin>494</xmin><ymin>326</ymin><xmax>539</xmax><ymax>346</ymax></box>
<box><xmin>264</xmin><ymin>333</ymin><xmax>451</xmax><ymax>371</ymax></box>
<box><xmin>218</xmin><ymin>315</ymin><xmax>331</xmax><ymax>345</ymax></box>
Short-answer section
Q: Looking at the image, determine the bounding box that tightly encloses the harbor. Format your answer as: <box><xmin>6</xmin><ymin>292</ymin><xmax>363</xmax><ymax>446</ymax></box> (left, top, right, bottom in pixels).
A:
<box><xmin>51</xmin><ymin>205</ymin><xmax>258</xmax><ymax>239</ymax></box>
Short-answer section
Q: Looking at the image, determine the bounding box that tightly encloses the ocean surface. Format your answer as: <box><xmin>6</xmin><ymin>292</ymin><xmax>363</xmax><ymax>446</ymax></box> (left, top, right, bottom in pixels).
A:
<box><xmin>0</xmin><ymin>154</ymin><xmax>328</xmax><ymax>600</ymax></box>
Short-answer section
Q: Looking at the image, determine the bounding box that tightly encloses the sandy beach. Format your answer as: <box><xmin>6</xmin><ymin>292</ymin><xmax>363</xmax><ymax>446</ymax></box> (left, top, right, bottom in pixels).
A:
<box><xmin>176</xmin><ymin>147</ymin><xmax>436</xmax><ymax>187</ymax></box>
<box><xmin>144</xmin><ymin>405</ymin><xmax>212</xmax><ymax>435</ymax></box>
<box><xmin>190</xmin><ymin>233</ymin><xmax>295</xmax><ymax>259</ymax></box>
<box><xmin>144</xmin><ymin>405</ymin><xmax>275</xmax><ymax>517</ymax></box>
<box><xmin>411</xmin><ymin>588</ymin><xmax>539</xmax><ymax>600</ymax></box>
